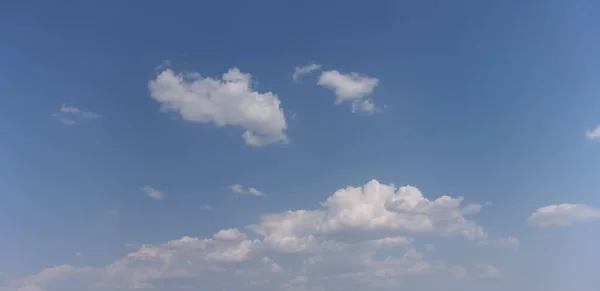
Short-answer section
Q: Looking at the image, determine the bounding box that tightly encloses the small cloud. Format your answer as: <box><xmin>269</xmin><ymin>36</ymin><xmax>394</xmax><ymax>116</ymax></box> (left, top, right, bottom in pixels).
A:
<box><xmin>229</xmin><ymin>184</ymin><xmax>265</xmax><ymax>197</ymax></box>
<box><xmin>461</xmin><ymin>203</ymin><xmax>483</xmax><ymax>215</ymax></box>
<box><xmin>351</xmin><ymin>99</ymin><xmax>377</xmax><ymax>114</ymax></box>
<box><xmin>528</xmin><ymin>203</ymin><xmax>600</xmax><ymax>227</ymax></box>
<box><xmin>585</xmin><ymin>125</ymin><xmax>600</xmax><ymax>140</ymax></box>
<box><xmin>317</xmin><ymin>70</ymin><xmax>380</xmax><ymax>114</ymax></box>
<box><xmin>213</xmin><ymin>229</ymin><xmax>248</xmax><ymax>241</ymax></box>
<box><xmin>293</xmin><ymin>63</ymin><xmax>321</xmax><ymax>82</ymax></box>
<box><xmin>140</xmin><ymin>186</ymin><xmax>165</xmax><ymax>200</ymax></box>
<box><xmin>75</xmin><ymin>252</ymin><xmax>82</xmax><ymax>257</ymax></box>
<box><xmin>52</xmin><ymin>104</ymin><xmax>100</xmax><ymax>125</ymax></box>
<box><xmin>200</xmin><ymin>204</ymin><xmax>212</xmax><ymax>210</ymax></box>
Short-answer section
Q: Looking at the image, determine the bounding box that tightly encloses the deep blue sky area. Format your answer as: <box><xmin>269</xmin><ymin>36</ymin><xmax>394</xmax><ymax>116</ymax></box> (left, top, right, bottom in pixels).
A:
<box><xmin>1</xmin><ymin>1</ymin><xmax>600</xmax><ymax>291</ymax></box>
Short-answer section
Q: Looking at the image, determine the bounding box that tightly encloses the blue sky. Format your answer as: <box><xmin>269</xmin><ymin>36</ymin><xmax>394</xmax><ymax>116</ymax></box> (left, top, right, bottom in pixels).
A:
<box><xmin>1</xmin><ymin>0</ymin><xmax>600</xmax><ymax>290</ymax></box>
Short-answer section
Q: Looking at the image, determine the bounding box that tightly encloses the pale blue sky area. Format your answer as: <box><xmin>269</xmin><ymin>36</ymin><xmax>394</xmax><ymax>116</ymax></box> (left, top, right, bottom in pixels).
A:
<box><xmin>1</xmin><ymin>1</ymin><xmax>600</xmax><ymax>290</ymax></box>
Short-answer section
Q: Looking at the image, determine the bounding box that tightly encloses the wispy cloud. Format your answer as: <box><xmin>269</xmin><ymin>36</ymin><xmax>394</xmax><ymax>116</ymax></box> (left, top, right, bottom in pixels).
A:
<box><xmin>140</xmin><ymin>186</ymin><xmax>165</xmax><ymax>200</ymax></box>
<box><xmin>585</xmin><ymin>125</ymin><xmax>600</xmax><ymax>140</ymax></box>
<box><xmin>229</xmin><ymin>184</ymin><xmax>265</xmax><ymax>197</ymax></box>
<box><xmin>52</xmin><ymin>104</ymin><xmax>100</xmax><ymax>125</ymax></box>
<box><xmin>293</xmin><ymin>63</ymin><xmax>321</xmax><ymax>82</ymax></box>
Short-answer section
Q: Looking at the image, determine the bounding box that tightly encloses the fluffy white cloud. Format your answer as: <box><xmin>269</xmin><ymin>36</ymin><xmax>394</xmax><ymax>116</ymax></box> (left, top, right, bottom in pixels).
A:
<box><xmin>52</xmin><ymin>104</ymin><xmax>99</xmax><ymax>125</ymax></box>
<box><xmin>230</xmin><ymin>184</ymin><xmax>265</xmax><ymax>197</ymax></box>
<box><xmin>1</xmin><ymin>180</ymin><xmax>501</xmax><ymax>291</ymax></box>
<box><xmin>140</xmin><ymin>186</ymin><xmax>164</xmax><ymax>200</ymax></box>
<box><xmin>317</xmin><ymin>70</ymin><xmax>380</xmax><ymax>113</ymax></box>
<box><xmin>586</xmin><ymin>125</ymin><xmax>600</xmax><ymax>140</ymax></box>
<box><xmin>528</xmin><ymin>203</ymin><xmax>600</xmax><ymax>227</ymax></box>
<box><xmin>317</xmin><ymin>71</ymin><xmax>379</xmax><ymax>102</ymax></box>
<box><xmin>251</xmin><ymin>180</ymin><xmax>486</xmax><ymax>254</ymax></box>
<box><xmin>149</xmin><ymin>68</ymin><xmax>288</xmax><ymax>146</ymax></box>
<box><xmin>293</xmin><ymin>63</ymin><xmax>321</xmax><ymax>82</ymax></box>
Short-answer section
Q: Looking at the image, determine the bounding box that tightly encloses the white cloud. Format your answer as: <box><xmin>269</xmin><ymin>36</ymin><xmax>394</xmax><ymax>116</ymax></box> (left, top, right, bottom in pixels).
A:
<box><xmin>528</xmin><ymin>203</ymin><xmax>600</xmax><ymax>227</ymax></box>
<box><xmin>317</xmin><ymin>71</ymin><xmax>379</xmax><ymax>102</ymax></box>
<box><xmin>213</xmin><ymin>229</ymin><xmax>248</xmax><ymax>241</ymax></box>
<box><xmin>250</xmin><ymin>180</ymin><xmax>486</xmax><ymax>254</ymax></box>
<box><xmin>293</xmin><ymin>63</ymin><xmax>321</xmax><ymax>82</ymax></box>
<box><xmin>586</xmin><ymin>125</ymin><xmax>600</xmax><ymax>140</ymax></box>
<box><xmin>230</xmin><ymin>184</ymin><xmax>265</xmax><ymax>197</ymax></box>
<box><xmin>317</xmin><ymin>71</ymin><xmax>381</xmax><ymax>116</ymax></box>
<box><xmin>52</xmin><ymin>104</ymin><xmax>99</xmax><ymax>125</ymax></box>
<box><xmin>149</xmin><ymin>68</ymin><xmax>288</xmax><ymax>146</ymax></box>
<box><xmin>317</xmin><ymin>70</ymin><xmax>380</xmax><ymax>114</ymax></box>
<box><xmin>461</xmin><ymin>204</ymin><xmax>483</xmax><ymax>215</ymax></box>
<box><xmin>140</xmin><ymin>186</ymin><xmax>165</xmax><ymax>200</ymax></box>
<box><xmin>74</xmin><ymin>252</ymin><xmax>82</xmax><ymax>257</ymax></box>
<box><xmin>1</xmin><ymin>179</ymin><xmax>502</xmax><ymax>291</ymax></box>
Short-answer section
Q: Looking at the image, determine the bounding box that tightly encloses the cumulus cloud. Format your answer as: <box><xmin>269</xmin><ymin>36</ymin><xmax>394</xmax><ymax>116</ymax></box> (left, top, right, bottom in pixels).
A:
<box><xmin>317</xmin><ymin>70</ymin><xmax>380</xmax><ymax>113</ymax></box>
<box><xmin>250</xmin><ymin>179</ymin><xmax>486</xmax><ymax>254</ymax></box>
<box><xmin>586</xmin><ymin>125</ymin><xmax>600</xmax><ymax>140</ymax></box>
<box><xmin>230</xmin><ymin>184</ymin><xmax>265</xmax><ymax>197</ymax></box>
<box><xmin>1</xmin><ymin>180</ymin><xmax>500</xmax><ymax>291</ymax></box>
<box><xmin>140</xmin><ymin>186</ymin><xmax>165</xmax><ymax>200</ymax></box>
<box><xmin>52</xmin><ymin>104</ymin><xmax>99</xmax><ymax>125</ymax></box>
<box><xmin>528</xmin><ymin>203</ymin><xmax>600</xmax><ymax>227</ymax></box>
<box><xmin>1</xmin><ymin>234</ymin><xmax>478</xmax><ymax>291</ymax></box>
<box><xmin>293</xmin><ymin>63</ymin><xmax>321</xmax><ymax>82</ymax></box>
<box><xmin>149</xmin><ymin>68</ymin><xmax>288</xmax><ymax>146</ymax></box>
